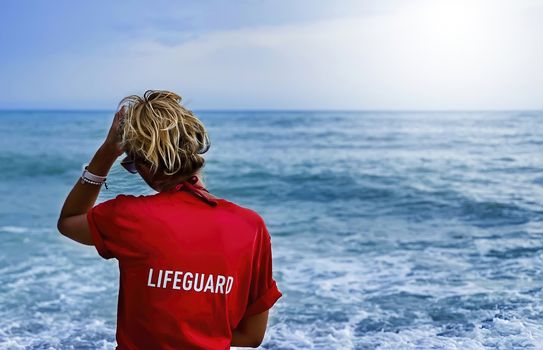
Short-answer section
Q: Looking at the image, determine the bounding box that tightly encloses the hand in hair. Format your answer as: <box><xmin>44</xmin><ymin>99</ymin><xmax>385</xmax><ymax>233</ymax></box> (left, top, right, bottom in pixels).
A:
<box><xmin>103</xmin><ymin>106</ymin><xmax>126</xmax><ymax>158</ymax></box>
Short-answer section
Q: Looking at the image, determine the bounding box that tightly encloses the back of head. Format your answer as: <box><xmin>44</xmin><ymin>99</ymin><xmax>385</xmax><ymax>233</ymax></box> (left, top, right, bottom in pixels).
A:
<box><xmin>118</xmin><ymin>90</ymin><xmax>210</xmax><ymax>179</ymax></box>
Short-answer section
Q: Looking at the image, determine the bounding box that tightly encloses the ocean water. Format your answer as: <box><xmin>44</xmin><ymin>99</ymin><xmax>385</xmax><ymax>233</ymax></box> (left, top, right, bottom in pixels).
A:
<box><xmin>0</xmin><ymin>110</ymin><xmax>542</xmax><ymax>350</ymax></box>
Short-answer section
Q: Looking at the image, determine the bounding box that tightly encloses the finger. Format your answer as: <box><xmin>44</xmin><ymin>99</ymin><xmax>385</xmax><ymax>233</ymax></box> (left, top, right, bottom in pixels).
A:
<box><xmin>115</xmin><ymin>109</ymin><xmax>124</xmax><ymax>122</ymax></box>
<box><xmin>115</xmin><ymin>105</ymin><xmax>125</xmax><ymax>117</ymax></box>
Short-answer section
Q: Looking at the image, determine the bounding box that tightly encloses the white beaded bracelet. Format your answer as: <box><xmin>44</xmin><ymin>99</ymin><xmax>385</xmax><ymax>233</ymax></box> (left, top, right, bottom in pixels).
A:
<box><xmin>81</xmin><ymin>164</ymin><xmax>109</xmax><ymax>189</ymax></box>
<box><xmin>80</xmin><ymin>176</ymin><xmax>109</xmax><ymax>189</ymax></box>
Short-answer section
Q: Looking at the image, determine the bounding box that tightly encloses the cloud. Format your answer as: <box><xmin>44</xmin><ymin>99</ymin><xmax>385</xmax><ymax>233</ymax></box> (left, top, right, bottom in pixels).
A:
<box><xmin>2</xmin><ymin>0</ymin><xmax>542</xmax><ymax>109</ymax></box>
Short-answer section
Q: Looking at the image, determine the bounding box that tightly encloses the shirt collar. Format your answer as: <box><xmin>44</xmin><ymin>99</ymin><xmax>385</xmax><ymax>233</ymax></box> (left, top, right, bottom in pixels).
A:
<box><xmin>170</xmin><ymin>175</ymin><xmax>218</xmax><ymax>207</ymax></box>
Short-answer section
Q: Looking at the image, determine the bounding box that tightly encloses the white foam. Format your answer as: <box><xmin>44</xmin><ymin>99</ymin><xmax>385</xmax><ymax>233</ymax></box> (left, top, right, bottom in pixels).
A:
<box><xmin>0</xmin><ymin>226</ymin><xmax>28</xmax><ymax>234</ymax></box>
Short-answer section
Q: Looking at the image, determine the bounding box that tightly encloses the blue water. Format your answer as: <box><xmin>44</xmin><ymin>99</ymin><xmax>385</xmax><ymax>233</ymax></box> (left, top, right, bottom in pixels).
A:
<box><xmin>0</xmin><ymin>110</ymin><xmax>542</xmax><ymax>349</ymax></box>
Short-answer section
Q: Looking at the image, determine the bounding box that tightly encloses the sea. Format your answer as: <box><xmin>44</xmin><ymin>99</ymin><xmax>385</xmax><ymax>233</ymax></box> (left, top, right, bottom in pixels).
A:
<box><xmin>0</xmin><ymin>110</ymin><xmax>542</xmax><ymax>349</ymax></box>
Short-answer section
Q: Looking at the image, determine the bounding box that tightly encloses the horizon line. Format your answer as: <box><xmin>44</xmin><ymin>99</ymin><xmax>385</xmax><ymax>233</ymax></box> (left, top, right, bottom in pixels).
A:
<box><xmin>0</xmin><ymin>108</ymin><xmax>542</xmax><ymax>113</ymax></box>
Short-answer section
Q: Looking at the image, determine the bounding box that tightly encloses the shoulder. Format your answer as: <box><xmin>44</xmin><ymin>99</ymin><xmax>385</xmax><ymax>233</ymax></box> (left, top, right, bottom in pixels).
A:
<box><xmin>219</xmin><ymin>199</ymin><xmax>270</xmax><ymax>240</ymax></box>
<box><xmin>92</xmin><ymin>193</ymin><xmax>143</xmax><ymax>215</ymax></box>
<box><xmin>89</xmin><ymin>194</ymin><xmax>154</xmax><ymax>231</ymax></box>
<box><xmin>221</xmin><ymin>199</ymin><xmax>264</xmax><ymax>224</ymax></box>
<box><xmin>114</xmin><ymin>193</ymin><xmax>143</xmax><ymax>203</ymax></box>
<box><xmin>98</xmin><ymin>193</ymin><xmax>140</xmax><ymax>207</ymax></box>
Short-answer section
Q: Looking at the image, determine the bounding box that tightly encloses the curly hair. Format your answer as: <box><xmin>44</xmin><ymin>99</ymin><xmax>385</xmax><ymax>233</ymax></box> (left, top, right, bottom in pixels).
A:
<box><xmin>118</xmin><ymin>90</ymin><xmax>210</xmax><ymax>177</ymax></box>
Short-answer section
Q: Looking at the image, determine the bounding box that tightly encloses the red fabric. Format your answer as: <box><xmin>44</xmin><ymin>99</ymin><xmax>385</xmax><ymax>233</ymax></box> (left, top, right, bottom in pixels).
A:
<box><xmin>86</xmin><ymin>180</ymin><xmax>282</xmax><ymax>350</ymax></box>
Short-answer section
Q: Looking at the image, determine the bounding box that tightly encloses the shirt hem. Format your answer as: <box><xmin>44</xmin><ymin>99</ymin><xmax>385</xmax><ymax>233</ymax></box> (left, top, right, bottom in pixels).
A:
<box><xmin>243</xmin><ymin>280</ymin><xmax>282</xmax><ymax>318</ymax></box>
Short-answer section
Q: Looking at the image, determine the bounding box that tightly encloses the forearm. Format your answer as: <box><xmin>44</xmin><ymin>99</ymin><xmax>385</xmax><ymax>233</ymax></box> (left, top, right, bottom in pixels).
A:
<box><xmin>231</xmin><ymin>329</ymin><xmax>259</xmax><ymax>348</ymax></box>
<box><xmin>58</xmin><ymin>143</ymin><xmax>118</xmax><ymax>219</ymax></box>
<box><xmin>230</xmin><ymin>310</ymin><xmax>268</xmax><ymax>347</ymax></box>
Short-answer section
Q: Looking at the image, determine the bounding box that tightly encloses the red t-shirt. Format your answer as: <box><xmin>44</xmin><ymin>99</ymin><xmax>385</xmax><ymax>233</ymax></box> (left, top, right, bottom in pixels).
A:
<box><xmin>86</xmin><ymin>178</ymin><xmax>282</xmax><ymax>349</ymax></box>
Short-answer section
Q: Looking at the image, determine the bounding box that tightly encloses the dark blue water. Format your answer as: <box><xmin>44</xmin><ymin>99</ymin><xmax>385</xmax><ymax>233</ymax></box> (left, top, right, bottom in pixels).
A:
<box><xmin>0</xmin><ymin>110</ymin><xmax>542</xmax><ymax>349</ymax></box>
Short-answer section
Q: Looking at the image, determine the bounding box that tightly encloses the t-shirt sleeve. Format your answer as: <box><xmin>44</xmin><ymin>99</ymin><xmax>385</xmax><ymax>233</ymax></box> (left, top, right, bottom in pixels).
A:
<box><xmin>87</xmin><ymin>194</ymin><xmax>136</xmax><ymax>260</ymax></box>
<box><xmin>243</xmin><ymin>217</ymin><xmax>283</xmax><ymax>318</ymax></box>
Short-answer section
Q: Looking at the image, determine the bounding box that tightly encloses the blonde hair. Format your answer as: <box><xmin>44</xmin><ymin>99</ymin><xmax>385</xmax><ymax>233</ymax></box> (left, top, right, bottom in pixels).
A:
<box><xmin>118</xmin><ymin>90</ymin><xmax>210</xmax><ymax>177</ymax></box>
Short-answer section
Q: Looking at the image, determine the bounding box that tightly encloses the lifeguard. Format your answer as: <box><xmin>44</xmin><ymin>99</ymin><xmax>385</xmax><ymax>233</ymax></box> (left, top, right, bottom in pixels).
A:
<box><xmin>147</xmin><ymin>268</ymin><xmax>234</xmax><ymax>294</ymax></box>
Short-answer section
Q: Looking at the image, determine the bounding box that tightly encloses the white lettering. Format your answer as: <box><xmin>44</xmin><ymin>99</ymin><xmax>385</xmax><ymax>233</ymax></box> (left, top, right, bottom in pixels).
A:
<box><xmin>163</xmin><ymin>270</ymin><xmax>173</xmax><ymax>288</ymax></box>
<box><xmin>204</xmin><ymin>274</ymin><xmax>215</xmax><ymax>293</ymax></box>
<box><xmin>147</xmin><ymin>268</ymin><xmax>233</xmax><ymax>294</ymax></box>
<box><xmin>194</xmin><ymin>273</ymin><xmax>204</xmax><ymax>292</ymax></box>
<box><xmin>225</xmin><ymin>276</ymin><xmax>234</xmax><ymax>294</ymax></box>
<box><xmin>147</xmin><ymin>268</ymin><xmax>156</xmax><ymax>288</ymax></box>
<box><xmin>215</xmin><ymin>275</ymin><xmax>226</xmax><ymax>294</ymax></box>
<box><xmin>183</xmin><ymin>272</ymin><xmax>193</xmax><ymax>290</ymax></box>
<box><xmin>173</xmin><ymin>271</ymin><xmax>183</xmax><ymax>290</ymax></box>
<box><xmin>156</xmin><ymin>270</ymin><xmax>163</xmax><ymax>288</ymax></box>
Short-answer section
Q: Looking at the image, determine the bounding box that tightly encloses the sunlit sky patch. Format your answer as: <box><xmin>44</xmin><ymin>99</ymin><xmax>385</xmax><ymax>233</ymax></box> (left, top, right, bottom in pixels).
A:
<box><xmin>1</xmin><ymin>0</ymin><xmax>541</xmax><ymax>110</ymax></box>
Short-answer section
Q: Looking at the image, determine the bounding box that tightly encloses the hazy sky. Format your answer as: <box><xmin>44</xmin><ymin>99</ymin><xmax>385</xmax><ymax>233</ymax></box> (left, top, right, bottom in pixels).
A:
<box><xmin>1</xmin><ymin>0</ymin><xmax>542</xmax><ymax>110</ymax></box>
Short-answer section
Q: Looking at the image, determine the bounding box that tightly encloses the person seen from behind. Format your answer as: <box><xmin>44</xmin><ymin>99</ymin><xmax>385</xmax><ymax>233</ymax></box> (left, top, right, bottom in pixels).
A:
<box><xmin>57</xmin><ymin>90</ymin><xmax>282</xmax><ymax>349</ymax></box>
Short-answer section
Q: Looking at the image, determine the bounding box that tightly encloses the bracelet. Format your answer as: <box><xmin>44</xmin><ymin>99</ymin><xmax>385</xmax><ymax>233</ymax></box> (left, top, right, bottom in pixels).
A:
<box><xmin>82</xmin><ymin>164</ymin><xmax>107</xmax><ymax>181</ymax></box>
<box><xmin>80</xmin><ymin>175</ymin><xmax>109</xmax><ymax>189</ymax></box>
<box><xmin>81</xmin><ymin>164</ymin><xmax>109</xmax><ymax>189</ymax></box>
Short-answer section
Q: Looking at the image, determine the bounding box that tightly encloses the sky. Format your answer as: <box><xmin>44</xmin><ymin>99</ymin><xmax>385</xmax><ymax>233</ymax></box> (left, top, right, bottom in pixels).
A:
<box><xmin>0</xmin><ymin>0</ymin><xmax>542</xmax><ymax>110</ymax></box>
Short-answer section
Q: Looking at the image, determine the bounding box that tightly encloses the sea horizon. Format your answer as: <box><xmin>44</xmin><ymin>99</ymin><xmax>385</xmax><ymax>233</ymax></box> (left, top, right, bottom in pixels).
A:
<box><xmin>1</xmin><ymin>108</ymin><xmax>542</xmax><ymax>113</ymax></box>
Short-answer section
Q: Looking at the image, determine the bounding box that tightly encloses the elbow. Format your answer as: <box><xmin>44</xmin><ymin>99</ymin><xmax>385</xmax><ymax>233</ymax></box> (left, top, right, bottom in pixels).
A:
<box><xmin>231</xmin><ymin>329</ymin><xmax>265</xmax><ymax>348</ymax></box>
<box><xmin>57</xmin><ymin>217</ymin><xmax>67</xmax><ymax>236</ymax></box>
<box><xmin>249</xmin><ymin>335</ymin><xmax>265</xmax><ymax>348</ymax></box>
<box><xmin>250</xmin><ymin>340</ymin><xmax>263</xmax><ymax>348</ymax></box>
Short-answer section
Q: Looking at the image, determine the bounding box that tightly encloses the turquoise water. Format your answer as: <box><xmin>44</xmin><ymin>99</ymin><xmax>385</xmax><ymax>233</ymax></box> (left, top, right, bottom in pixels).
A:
<box><xmin>0</xmin><ymin>110</ymin><xmax>542</xmax><ymax>349</ymax></box>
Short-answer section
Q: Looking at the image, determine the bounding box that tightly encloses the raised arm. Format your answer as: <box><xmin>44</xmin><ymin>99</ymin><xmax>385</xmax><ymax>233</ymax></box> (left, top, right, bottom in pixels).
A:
<box><xmin>57</xmin><ymin>108</ymin><xmax>125</xmax><ymax>245</ymax></box>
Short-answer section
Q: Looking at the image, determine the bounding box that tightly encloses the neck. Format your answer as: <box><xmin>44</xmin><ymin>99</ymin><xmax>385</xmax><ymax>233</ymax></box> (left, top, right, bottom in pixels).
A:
<box><xmin>156</xmin><ymin>172</ymin><xmax>204</xmax><ymax>192</ymax></box>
